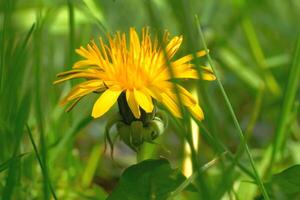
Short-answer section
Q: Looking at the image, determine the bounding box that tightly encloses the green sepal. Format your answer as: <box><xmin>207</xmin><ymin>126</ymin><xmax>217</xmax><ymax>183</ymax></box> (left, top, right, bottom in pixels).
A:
<box><xmin>104</xmin><ymin>112</ymin><xmax>123</xmax><ymax>158</ymax></box>
<box><xmin>142</xmin><ymin>117</ymin><xmax>165</xmax><ymax>142</ymax></box>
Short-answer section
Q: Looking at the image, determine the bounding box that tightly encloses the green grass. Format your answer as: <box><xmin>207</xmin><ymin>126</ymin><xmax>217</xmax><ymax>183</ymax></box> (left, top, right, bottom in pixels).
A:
<box><xmin>0</xmin><ymin>0</ymin><xmax>300</xmax><ymax>199</ymax></box>
<box><xmin>196</xmin><ymin>15</ymin><xmax>269</xmax><ymax>199</ymax></box>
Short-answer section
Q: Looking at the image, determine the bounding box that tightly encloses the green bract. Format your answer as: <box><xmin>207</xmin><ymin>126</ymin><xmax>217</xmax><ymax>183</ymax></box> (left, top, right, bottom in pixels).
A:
<box><xmin>105</xmin><ymin>111</ymin><xmax>167</xmax><ymax>154</ymax></box>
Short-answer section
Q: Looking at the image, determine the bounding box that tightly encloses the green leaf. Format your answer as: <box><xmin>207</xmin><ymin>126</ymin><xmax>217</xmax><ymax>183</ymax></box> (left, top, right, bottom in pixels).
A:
<box><xmin>107</xmin><ymin>159</ymin><xmax>187</xmax><ymax>200</ymax></box>
<box><xmin>268</xmin><ymin>165</ymin><xmax>300</xmax><ymax>199</ymax></box>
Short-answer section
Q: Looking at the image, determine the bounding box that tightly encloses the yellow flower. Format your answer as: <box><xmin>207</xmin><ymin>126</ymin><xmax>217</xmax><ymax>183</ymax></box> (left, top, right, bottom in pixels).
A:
<box><xmin>54</xmin><ymin>27</ymin><xmax>215</xmax><ymax>121</ymax></box>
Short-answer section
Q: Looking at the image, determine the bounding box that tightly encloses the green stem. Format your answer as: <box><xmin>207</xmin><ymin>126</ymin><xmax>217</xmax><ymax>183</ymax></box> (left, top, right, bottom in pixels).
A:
<box><xmin>195</xmin><ymin>15</ymin><xmax>270</xmax><ymax>200</ymax></box>
<box><xmin>136</xmin><ymin>146</ymin><xmax>144</xmax><ymax>163</ymax></box>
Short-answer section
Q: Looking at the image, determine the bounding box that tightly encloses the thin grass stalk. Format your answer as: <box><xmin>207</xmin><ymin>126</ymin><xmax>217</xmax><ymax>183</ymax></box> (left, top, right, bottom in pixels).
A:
<box><xmin>232</xmin><ymin>86</ymin><xmax>264</xmax><ymax>163</ymax></box>
<box><xmin>171</xmin><ymin>1</ymin><xmax>257</xmax><ymax>196</ymax></box>
<box><xmin>168</xmin><ymin>3</ymin><xmax>253</xmax><ymax>195</ymax></box>
<box><xmin>195</xmin><ymin>15</ymin><xmax>270</xmax><ymax>200</ymax></box>
<box><xmin>0</xmin><ymin>0</ymin><xmax>12</xmax><ymax>92</ymax></box>
<box><xmin>2</xmin><ymin>91</ymin><xmax>31</xmax><ymax>200</ymax></box>
<box><xmin>34</xmin><ymin>15</ymin><xmax>50</xmax><ymax>200</ymax></box>
<box><xmin>197</xmin><ymin>122</ymin><xmax>255</xmax><ymax>179</ymax></box>
<box><xmin>26</xmin><ymin>125</ymin><xmax>58</xmax><ymax>200</ymax></box>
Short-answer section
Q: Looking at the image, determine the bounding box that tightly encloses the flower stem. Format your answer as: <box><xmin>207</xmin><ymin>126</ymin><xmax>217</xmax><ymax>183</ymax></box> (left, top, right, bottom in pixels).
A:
<box><xmin>136</xmin><ymin>146</ymin><xmax>144</xmax><ymax>163</ymax></box>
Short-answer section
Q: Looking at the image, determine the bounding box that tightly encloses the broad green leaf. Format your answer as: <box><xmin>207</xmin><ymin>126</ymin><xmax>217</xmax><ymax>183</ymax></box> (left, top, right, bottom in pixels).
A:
<box><xmin>107</xmin><ymin>159</ymin><xmax>187</xmax><ymax>200</ymax></box>
<box><xmin>268</xmin><ymin>165</ymin><xmax>300</xmax><ymax>199</ymax></box>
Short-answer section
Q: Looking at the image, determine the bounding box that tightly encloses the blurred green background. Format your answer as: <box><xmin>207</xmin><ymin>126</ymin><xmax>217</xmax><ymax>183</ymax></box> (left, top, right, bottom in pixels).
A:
<box><xmin>0</xmin><ymin>0</ymin><xmax>299</xmax><ymax>199</ymax></box>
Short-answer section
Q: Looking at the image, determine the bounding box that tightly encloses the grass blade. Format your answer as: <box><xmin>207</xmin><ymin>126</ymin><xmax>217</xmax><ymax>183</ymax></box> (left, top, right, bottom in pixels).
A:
<box><xmin>195</xmin><ymin>15</ymin><xmax>270</xmax><ymax>200</ymax></box>
<box><xmin>34</xmin><ymin>16</ymin><xmax>50</xmax><ymax>199</ymax></box>
<box><xmin>2</xmin><ymin>92</ymin><xmax>31</xmax><ymax>200</ymax></box>
<box><xmin>270</xmin><ymin>34</ymin><xmax>300</xmax><ymax>167</ymax></box>
<box><xmin>26</xmin><ymin>125</ymin><xmax>58</xmax><ymax>200</ymax></box>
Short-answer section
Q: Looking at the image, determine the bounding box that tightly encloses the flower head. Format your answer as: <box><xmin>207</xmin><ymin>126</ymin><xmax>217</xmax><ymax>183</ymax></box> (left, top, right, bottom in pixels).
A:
<box><xmin>54</xmin><ymin>27</ymin><xmax>215</xmax><ymax>121</ymax></box>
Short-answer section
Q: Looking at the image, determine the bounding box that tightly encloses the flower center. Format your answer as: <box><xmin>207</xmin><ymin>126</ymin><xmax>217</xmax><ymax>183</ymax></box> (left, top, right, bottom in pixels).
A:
<box><xmin>114</xmin><ymin>64</ymin><xmax>150</xmax><ymax>90</ymax></box>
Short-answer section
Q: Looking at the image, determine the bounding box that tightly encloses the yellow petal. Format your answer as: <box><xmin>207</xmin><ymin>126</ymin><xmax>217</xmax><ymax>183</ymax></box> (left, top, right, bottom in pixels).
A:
<box><xmin>73</xmin><ymin>60</ymin><xmax>98</xmax><ymax>68</ymax></box>
<box><xmin>173</xmin><ymin>69</ymin><xmax>198</xmax><ymax>79</ymax></box>
<box><xmin>61</xmin><ymin>88</ymin><xmax>90</xmax><ymax>106</ymax></box>
<box><xmin>166</xmin><ymin>36</ymin><xmax>183</xmax><ymax>58</ymax></box>
<box><xmin>134</xmin><ymin>89</ymin><xmax>154</xmax><ymax>113</ymax></box>
<box><xmin>202</xmin><ymin>73</ymin><xmax>216</xmax><ymax>80</ymax></box>
<box><xmin>91</xmin><ymin>88</ymin><xmax>122</xmax><ymax>118</ymax></box>
<box><xmin>188</xmin><ymin>104</ymin><xmax>204</xmax><ymax>121</ymax></box>
<box><xmin>65</xmin><ymin>96</ymin><xmax>83</xmax><ymax>112</ymax></box>
<box><xmin>152</xmin><ymin>70</ymin><xmax>169</xmax><ymax>82</ymax></box>
<box><xmin>53</xmin><ymin>73</ymin><xmax>100</xmax><ymax>84</ymax></box>
<box><xmin>91</xmin><ymin>40</ymin><xmax>102</xmax><ymax>59</ymax></box>
<box><xmin>176</xmin><ymin>85</ymin><xmax>204</xmax><ymax>120</ymax></box>
<box><xmin>201</xmin><ymin>66</ymin><xmax>216</xmax><ymax>80</ymax></box>
<box><xmin>78</xmin><ymin>80</ymin><xmax>105</xmax><ymax>89</ymax></box>
<box><xmin>130</xmin><ymin>27</ymin><xmax>140</xmax><ymax>58</ymax></box>
<box><xmin>177</xmin><ymin>85</ymin><xmax>197</xmax><ymax>106</ymax></box>
<box><xmin>126</xmin><ymin>89</ymin><xmax>140</xmax><ymax>118</ymax></box>
<box><xmin>143</xmin><ymin>87</ymin><xmax>162</xmax><ymax>101</ymax></box>
<box><xmin>60</xmin><ymin>80</ymin><xmax>105</xmax><ymax>105</ymax></box>
<box><xmin>172</xmin><ymin>55</ymin><xmax>193</xmax><ymax>66</ymax></box>
<box><xmin>161</xmin><ymin>92</ymin><xmax>181</xmax><ymax>118</ymax></box>
<box><xmin>75</xmin><ymin>46</ymin><xmax>91</xmax><ymax>58</ymax></box>
<box><xmin>172</xmin><ymin>50</ymin><xmax>208</xmax><ymax>66</ymax></box>
<box><xmin>56</xmin><ymin>69</ymin><xmax>94</xmax><ymax>78</ymax></box>
<box><xmin>152</xmin><ymin>81</ymin><xmax>174</xmax><ymax>90</ymax></box>
<box><xmin>164</xmin><ymin>65</ymin><xmax>215</xmax><ymax>81</ymax></box>
<box><xmin>196</xmin><ymin>50</ymin><xmax>208</xmax><ymax>57</ymax></box>
<box><xmin>61</xmin><ymin>85</ymin><xmax>100</xmax><ymax>106</ymax></box>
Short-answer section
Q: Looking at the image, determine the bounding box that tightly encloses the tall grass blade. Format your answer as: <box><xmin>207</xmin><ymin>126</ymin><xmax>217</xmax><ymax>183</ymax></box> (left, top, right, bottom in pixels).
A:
<box><xmin>195</xmin><ymin>15</ymin><xmax>270</xmax><ymax>200</ymax></box>
<box><xmin>34</xmin><ymin>16</ymin><xmax>50</xmax><ymax>199</ymax></box>
<box><xmin>1</xmin><ymin>22</ymin><xmax>35</xmax><ymax>199</ymax></box>
<box><xmin>0</xmin><ymin>0</ymin><xmax>14</xmax><ymax>91</ymax></box>
<box><xmin>2</xmin><ymin>92</ymin><xmax>31</xmax><ymax>200</ymax></box>
<box><xmin>26</xmin><ymin>125</ymin><xmax>58</xmax><ymax>200</ymax></box>
<box><xmin>270</xmin><ymin>35</ymin><xmax>300</xmax><ymax>167</ymax></box>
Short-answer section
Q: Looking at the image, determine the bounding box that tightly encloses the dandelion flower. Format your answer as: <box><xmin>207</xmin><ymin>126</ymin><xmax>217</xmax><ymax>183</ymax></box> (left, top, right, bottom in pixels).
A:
<box><xmin>54</xmin><ymin>27</ymin><xmax>215</xmax><ymax>121</ymax></box>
